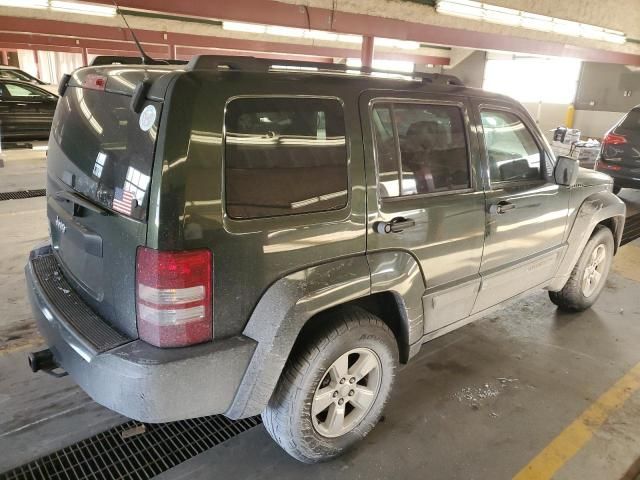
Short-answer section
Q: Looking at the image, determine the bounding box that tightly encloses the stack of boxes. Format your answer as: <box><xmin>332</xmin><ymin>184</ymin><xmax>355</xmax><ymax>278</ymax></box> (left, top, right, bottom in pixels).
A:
<box><xmin>550</xmin><ymin>127</ymin><xmax>601</xmax><ymax>169</ymax></box>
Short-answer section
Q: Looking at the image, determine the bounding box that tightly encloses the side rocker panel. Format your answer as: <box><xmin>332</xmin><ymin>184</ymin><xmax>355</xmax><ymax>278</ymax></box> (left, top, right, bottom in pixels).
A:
<box><xmin>547</xmin><ymin>191</ymin><xmax>625</xmax><ymax>291</ymax></box>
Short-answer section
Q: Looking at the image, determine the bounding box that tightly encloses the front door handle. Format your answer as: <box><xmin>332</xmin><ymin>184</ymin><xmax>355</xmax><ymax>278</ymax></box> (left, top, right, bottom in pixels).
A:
<box><xmin>374</xmin><ymin>217</ymin><xmax>416</xmax><ymax>234</ymax></box>
<box><xmin>489</xmin><ymin>201</ymin><xmax>516</xmax><ymax>215</ymax></box>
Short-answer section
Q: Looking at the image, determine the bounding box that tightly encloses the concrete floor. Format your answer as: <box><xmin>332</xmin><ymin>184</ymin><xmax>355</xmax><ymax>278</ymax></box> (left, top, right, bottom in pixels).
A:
<box><xmin>1</xmin><ymin>149</ymin><xmax>640</xmax><ymax>479</ymax></box>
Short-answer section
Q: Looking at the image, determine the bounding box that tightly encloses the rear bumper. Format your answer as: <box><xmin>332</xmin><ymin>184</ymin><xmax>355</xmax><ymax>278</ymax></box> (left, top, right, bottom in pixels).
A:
<box><xmin>26</xmin><ymin>245</ymin><xmax>257</xmax><ymax>422</ymax></box>
<box><xmin>596</xmin><ymin>164</ymin><xmax>640</xmax><ymax>189</ymax></box>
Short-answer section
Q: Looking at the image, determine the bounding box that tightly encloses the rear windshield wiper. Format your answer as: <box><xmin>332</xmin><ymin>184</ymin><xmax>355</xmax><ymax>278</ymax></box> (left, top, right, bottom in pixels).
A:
<box><xmin>54</xmin><ymin>190</ymin><xmax>112</xmax><ymax>216</ymax></box>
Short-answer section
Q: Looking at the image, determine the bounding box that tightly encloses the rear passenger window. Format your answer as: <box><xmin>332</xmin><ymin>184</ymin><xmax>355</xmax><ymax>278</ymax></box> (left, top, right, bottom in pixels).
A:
<box><xmin>225</xmin><ymin>97</ymin><xmax>348</xmax><ymax>219</ymax></box>
<box><xmin>372</xmin><ymin>102</ymin><xmax>470</xmax><ymax>198</ymax></box>
<box><xmin>480</xmin><ymin>110</ymin><xmax>542</xmax><ymax>183</ymax></box>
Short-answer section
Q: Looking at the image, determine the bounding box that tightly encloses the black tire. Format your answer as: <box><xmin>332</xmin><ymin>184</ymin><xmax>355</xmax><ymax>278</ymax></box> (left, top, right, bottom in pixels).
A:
<box><xmin>612</xmin><ymin>185</ymin><xmax>622</xmax><ymax>195</ymax></box>
<box><xmin>262</xmin><ymin>306</ymin><xmax>398</xmax><ymax>463</ymax></box>
<box><xmin>549</xmin><ymin>225</ymin><xmax>614</xmax><ymax>312</ymax></box>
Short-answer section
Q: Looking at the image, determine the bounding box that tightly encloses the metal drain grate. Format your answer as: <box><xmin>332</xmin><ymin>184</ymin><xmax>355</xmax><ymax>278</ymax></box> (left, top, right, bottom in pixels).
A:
<box><xmin>0</xmin><ymin>414</ymin><xmax>261</xmax><ymax>480</ymax></box>
<box><xmin>0</xmin><ymin>189</ymin><xmax>46</xmax><ymax>201</ymax></box>
<box><xmin>621</xmin><ymin>213</ymin><xmax>640</xmax><ymax>246</ymax></box>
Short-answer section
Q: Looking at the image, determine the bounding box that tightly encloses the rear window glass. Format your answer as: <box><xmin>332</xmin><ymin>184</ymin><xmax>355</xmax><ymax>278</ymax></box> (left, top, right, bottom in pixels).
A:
<box><xmin>372</xmin><ymin>102</ymin><xmax>470</xmax><ymax>198</ymax></box>
<box><xmin>620</xmin><ymin>109</ymin><xmax>640</xmax><ymax>130</ymax></box>
<box><xmin>51</xmin><ymin>87</ymin><xmax>159</xmax><ymax>220</ymax></box>
<box><xmin>224</xmin><ymin>97</ymin><xmax>348</xmax><ymax>219</ymax></box>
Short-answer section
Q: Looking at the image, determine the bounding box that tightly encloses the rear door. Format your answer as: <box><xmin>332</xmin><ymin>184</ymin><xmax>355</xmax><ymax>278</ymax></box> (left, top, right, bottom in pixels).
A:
<box><xmin>46</xmin><ymin>82</ymin><xmax>161</xmax><ymax>338</ymax></box>
<box><xmin>471</xmin><ymin>100</ymin><xmax>569</xmax><ymax>313</ymax></box>
<box><xmin>361</xmin><ymin>90</ymin><xmax>486</xmax><ymax>335</ymax></box>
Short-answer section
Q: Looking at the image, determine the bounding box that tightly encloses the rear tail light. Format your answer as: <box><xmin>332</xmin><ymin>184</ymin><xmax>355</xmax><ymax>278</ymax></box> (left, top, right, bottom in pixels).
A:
<box><xmin>136</xmin><ymin>247</ymin><xmax>212</xmax><ymax>348</ymax></box>
<box><xmin>603</xmin><ymin>132</ymin><xmax>627</xmax><ymax>146</ymax></box>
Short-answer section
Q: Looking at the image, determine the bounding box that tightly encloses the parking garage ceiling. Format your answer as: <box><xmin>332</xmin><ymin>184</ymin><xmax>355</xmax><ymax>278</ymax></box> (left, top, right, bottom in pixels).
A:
<box><xmin>0</xmin><ymin>0</ymin><xmax>639</xmax><ymax>65</ymax></box>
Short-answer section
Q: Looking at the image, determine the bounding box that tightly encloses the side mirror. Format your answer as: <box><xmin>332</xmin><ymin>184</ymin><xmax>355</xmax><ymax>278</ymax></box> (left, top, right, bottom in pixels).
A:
<box><xmin>554</xmin><ymin>156</ymin><xmax>580</xmax><ymax>187</ymax></box>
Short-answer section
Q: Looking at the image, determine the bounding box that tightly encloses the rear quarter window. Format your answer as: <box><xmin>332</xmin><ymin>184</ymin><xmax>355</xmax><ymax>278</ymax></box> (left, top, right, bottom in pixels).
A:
<box><xmin>224</xmin><ymin>97</ymin><xmax>348</xmax><ymax>219</ymax></box>
<box><xmin>620</xmin><ymin>109</ymin><xmax>640</xmax><ymax>130</ymax></box>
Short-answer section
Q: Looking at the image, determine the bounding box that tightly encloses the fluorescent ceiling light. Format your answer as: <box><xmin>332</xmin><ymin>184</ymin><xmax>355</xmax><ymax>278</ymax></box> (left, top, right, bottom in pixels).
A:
<box><xmin>0</xmin><ymin>0</ymin><xmax>48</xmax><ymax>7</ymax></box>
<box><xmin>436</xmin><ymin>0</ymin><xmax>625</xmax><ymax>44</ymax></box>
<box><xmin>49</xmin><ymin>0</ymin><xmax>115</xmax><ymax>16</ymax></box>
<box><xmin>222</xmin><ymin>21</ymin><xmax>266</xmax><ymax>34</ymax></box>
<box><xmin>483</xmin><ymin>4</ymin><xmax>520</xmax><ymax>26</ymax></box>
<box><xmin>520</xmin><ymin>12</ymin><xmax>553</xmax><ymax>32</ymax></box>
<box><xmin>225</xmin><ymin>22</ymin><xmax>417</xmax><ymax>50</ymax></box>
<box><xmin>223</xmin><ymin>21</ymin><xmax>363</xmax><ymax>44</ymax></box>
<box><xmin>266</xmin><ymin>26</ymin><xmax>305</xmax><ymax>37</ymax></box>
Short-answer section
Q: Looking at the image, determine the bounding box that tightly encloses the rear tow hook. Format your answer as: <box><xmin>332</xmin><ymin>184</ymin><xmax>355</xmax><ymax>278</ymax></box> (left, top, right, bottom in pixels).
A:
<box><xmin>28</xmin><ymin>349</ymin><xmax>68</xmax><ymax>378</ymax></box>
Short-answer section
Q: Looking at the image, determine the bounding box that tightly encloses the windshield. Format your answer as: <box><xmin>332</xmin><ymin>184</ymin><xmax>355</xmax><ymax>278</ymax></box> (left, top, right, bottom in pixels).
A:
<box><xmin>50</xmin><ymin>87</ymin><xmax>160</xmax><ymax>221</ymax></box>
<box><xmin>0</xmin><ymin>68</ymin><xmax>42</xmax><ymax>83</ymax></box>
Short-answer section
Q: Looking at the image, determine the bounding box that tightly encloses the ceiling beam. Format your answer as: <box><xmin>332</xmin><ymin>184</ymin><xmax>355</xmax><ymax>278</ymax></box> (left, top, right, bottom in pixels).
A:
<box><xmin>88</xmin><ymin>0</ymin><xmax>640</xmax><ymax>65</ymax></box>
<box><xmin>0</xmin><ymin>16</ymin><xmax>450</xmax><ymax>65</ymax></box>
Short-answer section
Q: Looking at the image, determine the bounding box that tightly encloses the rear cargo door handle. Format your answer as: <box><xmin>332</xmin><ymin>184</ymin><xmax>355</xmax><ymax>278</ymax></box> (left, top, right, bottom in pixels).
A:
<box><xmin>55</xmin><ymin>190</ymin><xmax>111</xmax><ymax>216</ymax></box>
<box><xmin>489</xmin><ymin>201</ymin><xmax>516</xmax><ymax>215</ymax></box>
<box><xmin>374</xmin><ymin>217</ymin><xmax>416</xmax><ymax>234</ymax></box>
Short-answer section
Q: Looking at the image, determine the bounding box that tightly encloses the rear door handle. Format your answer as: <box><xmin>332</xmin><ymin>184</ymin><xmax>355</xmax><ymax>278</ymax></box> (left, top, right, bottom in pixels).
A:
<box><xmin>374</xmin><ymin>217</ymin><xmax>416</xmax><ymax>234</ymax></box>
<box><xmin>489</xmin><ymin>201</ymin><xmax>516</xmax><ymax>215</ymax></box>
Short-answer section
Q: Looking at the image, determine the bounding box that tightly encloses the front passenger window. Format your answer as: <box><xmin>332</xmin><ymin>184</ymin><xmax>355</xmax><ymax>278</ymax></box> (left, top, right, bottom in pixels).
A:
<box><xmin>481</xmin><ymin>110</ymin><xmax>542</xmax><ymax>183</ymax></box>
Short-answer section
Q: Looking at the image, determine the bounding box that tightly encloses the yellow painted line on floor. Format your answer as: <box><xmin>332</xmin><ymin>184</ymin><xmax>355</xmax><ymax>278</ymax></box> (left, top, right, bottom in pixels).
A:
<box><xmin>513</xmin><ymin>362</ymin><xmax>640</xmax><ymax>480</ymax></box>
<box><xmin>613</xmin><ymin>244</ymin><xmax>640</xmax><ymax>283</ymax></box>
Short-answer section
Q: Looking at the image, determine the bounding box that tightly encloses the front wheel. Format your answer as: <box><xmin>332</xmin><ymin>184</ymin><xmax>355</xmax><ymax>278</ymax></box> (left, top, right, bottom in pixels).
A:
<box><xmin>549</xmin><ymin>225</ymin><xmax>614</xmax><ymax>312</ymax></box>
<box><xmin>262</xmin><ymin>307</ymin><xmax>398</xmax><ymax>463</ymax></box>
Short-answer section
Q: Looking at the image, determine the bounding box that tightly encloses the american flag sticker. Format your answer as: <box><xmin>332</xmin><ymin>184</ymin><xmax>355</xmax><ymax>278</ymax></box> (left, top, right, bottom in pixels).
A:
<box><xmin>112</xmin><ymin>187</ymin><xmax>135</xmax><ymax>215</ymax></box>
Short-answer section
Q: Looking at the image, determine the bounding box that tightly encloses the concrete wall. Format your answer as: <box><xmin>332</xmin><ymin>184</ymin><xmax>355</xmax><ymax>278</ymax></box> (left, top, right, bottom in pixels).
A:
<box><xmin>444</xmin><ymin>50</ymin><xmax>486</xmax><ymax>89</ymax></box>
<box><xmin>574</xmin><ymin>110</ymin><xmax>625</xmax><ymax>138</ymax></box>
<box><xmin>570</xmin><ymin>62</ymin><xmax>639</xmax><ymax>138</ymax></box>
<box><xmin>521</xmin><ymin>102</ymin><xmax>569</xmax><ymax>140</ymax></box>
<box><xmin>575</xmin><ymin>62</ymin><xmax>640</xmax><ymax>113</ymax></box>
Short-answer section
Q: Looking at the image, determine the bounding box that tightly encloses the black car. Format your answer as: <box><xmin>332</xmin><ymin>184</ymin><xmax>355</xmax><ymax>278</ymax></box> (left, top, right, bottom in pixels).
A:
<box><xmin>595</xmin><ymin>105</ymin><xmax>640</xmax><ymax>194</ymax></box>
<box><xmin>0</xmin><ymin>79</ymin><xmax>57</xmax><ymax>141</ymax></box>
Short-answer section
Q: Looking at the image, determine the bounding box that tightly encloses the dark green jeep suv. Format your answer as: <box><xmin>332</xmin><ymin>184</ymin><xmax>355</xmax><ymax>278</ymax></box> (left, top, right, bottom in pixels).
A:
<box><xmin>26</xmin><ymin>56</ymin><xmax>626</xmax><ymax>463</ymax></box>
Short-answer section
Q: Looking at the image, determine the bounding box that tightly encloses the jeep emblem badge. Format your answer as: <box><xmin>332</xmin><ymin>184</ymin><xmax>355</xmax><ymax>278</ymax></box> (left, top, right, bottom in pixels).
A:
<box><xmin>55</xmin><ymin>216</ymin><xmax>67</xmax><ymax>234</ymax></box>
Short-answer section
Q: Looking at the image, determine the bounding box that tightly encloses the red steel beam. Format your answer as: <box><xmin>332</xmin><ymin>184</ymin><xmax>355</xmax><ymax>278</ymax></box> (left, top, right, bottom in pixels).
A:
<box><xmin>361</xmin><ymin>36</ymin><xmax>374</xmax><ymax>68</ymax></box>
<box><xmin>0</xmin><ymin>32</ymin><xmax>168</xmax><ymax>55</ymax></box>
<box><xmin>88</xmin><ymin>0</ymin><xmax>640</xmax><ymax>65</ymax></box>
<box><xmin>0</xmin><ymin>16</ymin><xmax>450</xmax><ymax>65</ymax></box>
<box><xmin>0</xmin><ymin>42</ymin><xmax>81</xmax><ymax>54</ymax></box>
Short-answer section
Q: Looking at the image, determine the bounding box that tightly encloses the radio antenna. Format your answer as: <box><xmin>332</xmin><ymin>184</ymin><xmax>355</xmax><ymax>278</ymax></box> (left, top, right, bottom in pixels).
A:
<box><xmin>112</xmin><ymin>0</ymin><xmax>155</xmax><ymax>64</ymax></box>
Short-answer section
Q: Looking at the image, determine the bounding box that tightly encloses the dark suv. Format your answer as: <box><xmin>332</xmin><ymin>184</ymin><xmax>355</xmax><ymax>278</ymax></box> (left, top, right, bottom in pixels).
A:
<box><xmin>26</xmin><ymin>56</ymin><xmax>625</xmax><ymax>463</ymax></box>
<box><xmin>595</xmin><ymin>105</ymin><xmax>640</xmax><ymax>194</ymax></box>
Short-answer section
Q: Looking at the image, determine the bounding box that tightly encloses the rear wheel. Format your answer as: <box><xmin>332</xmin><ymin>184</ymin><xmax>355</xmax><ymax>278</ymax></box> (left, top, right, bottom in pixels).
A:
<box><xmin>262</xmin><ymin>307</ymin><xmax>398</xmax><ymax>463</ymax></box>
<box><xmin>549</xmin><ymin>225</ymin><xmax>614</xmax><ymax>312</ymax></box>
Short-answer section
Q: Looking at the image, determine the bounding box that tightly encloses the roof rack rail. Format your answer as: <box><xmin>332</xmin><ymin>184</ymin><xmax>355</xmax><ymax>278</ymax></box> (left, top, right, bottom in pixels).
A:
<box><xmin>90</xmin><ymin>56</ymin><xmax>188</xmax><ymax>66</ymax></box>
<box><xmin>185</xmin><ymin>55</ymin><xmax>463</xmax><ymax>86</ymax></box>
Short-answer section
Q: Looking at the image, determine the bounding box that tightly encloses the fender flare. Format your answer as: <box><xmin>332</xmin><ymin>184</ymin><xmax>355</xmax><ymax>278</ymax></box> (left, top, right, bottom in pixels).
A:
<box><xmin>547</xmin><ymin>191</ymin><xmax>626</xmax><ymax>291</ymax></box>
<box><xmin>225</xmin><ymin>251</ymin><xmax>425</xmax><ymax>419</ymax></box>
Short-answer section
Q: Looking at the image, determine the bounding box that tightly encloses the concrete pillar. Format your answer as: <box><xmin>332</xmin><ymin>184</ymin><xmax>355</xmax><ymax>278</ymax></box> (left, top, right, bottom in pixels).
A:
<box><xmin>33</xmin><ymin>50</ymin><xmax>42</xmax><ymax>79</ymax></box>
<box><xmin>168</xmin><ymin>44</ymin><xmax>176</xmax><ymax>60</ymax></box>
<box><xmin>82</xmin><ymin>48</ymin><xmax>89</xmax><ymax>66</ymax></box>
<box><xmin>361</xmin><ymin>36</ymin><xmax>374</xmax><ymax>69</ymax></box>
<box><xmin>1</xmin><ymin>50</ymin><xmax>7</xmax><ymax>65</ymax></box>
